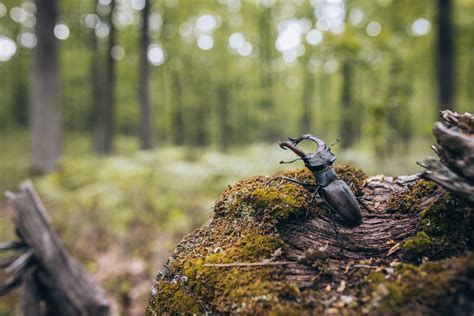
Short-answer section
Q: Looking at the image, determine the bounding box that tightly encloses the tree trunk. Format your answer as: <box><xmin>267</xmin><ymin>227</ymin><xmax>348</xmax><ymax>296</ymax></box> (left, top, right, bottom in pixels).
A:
<box><xmin>385</xmin><ymin>55</ymin><xmax>412</xmax><ymax>152</ymax></box>
<box><xmin>31</xmin><ymin>0</ymin><xmax>60</xmax><ymax>174</ymax></box>
<box><xmin>94</xmin><ymin>0</ymin><xmax>116</xmax><ymax>155</ymax></box>
<box><xmin>90</xmin><ymin>0</ymin><xmax>102</xmax><ymax>135</ymax></box>
<box><xmin>340</xmin><ymin>61</ymin><xmax>354</xmax><ymax>149</ymax></box>
<box><xmin>171</xmin><ymin>69</ymin><xmax>185</xmax><ymax>145</ymax></box>
<box><xmin>259</xmin><ymin>7</ymin><xmax>275</xmax><ymax>141</ymax></box>
<box><xmin>437</xmin><ymin>0</ymin><xmax>455</xmax><ymax>111</ymax></box>
<box><xmin>217</xmin><ymin>83</ymin><xmax>230</xmax><ymax>151</ymax></box>
<box><xmin>138</xmin><ymin>0</ymin><xmax>153</xmax><ymax>150</ymax></box>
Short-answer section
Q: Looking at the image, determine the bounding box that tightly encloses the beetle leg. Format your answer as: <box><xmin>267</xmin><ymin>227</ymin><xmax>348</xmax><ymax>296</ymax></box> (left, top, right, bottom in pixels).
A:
<box><xmin>306</xmin><ymin>187</ymin><xmax>321</xmax><ymax>218</ymax></box>
<box><xmin>320</xmin><ymin>194</ymin><xmax>344</xmax><ymax>252</ymax></box>
<box><xmin>273</xmin><ymin>176</ymin><xmax>318</xmax><ymax>192</ymax></box>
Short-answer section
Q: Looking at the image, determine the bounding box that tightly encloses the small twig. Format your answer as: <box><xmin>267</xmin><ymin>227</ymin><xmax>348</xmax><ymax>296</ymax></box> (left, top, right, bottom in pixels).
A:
<box><xmin>353</xmin><ymin>264</ymin><xmax>378</xmax><ymax>269</ymax></box>
<box><xmin>203</xmin><ymin>261</ymin><xmax>292</xmax><ymax>268</ymax></box>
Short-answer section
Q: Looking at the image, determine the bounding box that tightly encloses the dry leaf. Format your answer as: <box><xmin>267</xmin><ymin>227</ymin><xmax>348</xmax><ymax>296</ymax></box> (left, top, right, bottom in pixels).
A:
<box><xmin>336</xmin><ymin>280</ymin><xmax>346</xmax><ymax>293</ymax></box>
<box><xmin>344</xmin><ymin>261</ymin><xmax>353</xmax><ymax>273</ymax></box>
<box><xmin>387</xmin><ymin>243</ymin><xmax>400</xmax><ymax>256</ymax></box>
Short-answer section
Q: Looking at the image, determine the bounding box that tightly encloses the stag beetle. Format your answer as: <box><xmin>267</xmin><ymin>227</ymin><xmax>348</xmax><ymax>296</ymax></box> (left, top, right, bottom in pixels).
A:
<box><xmin>271</xmin><ymin>134</ymin><xmax>366</xmax><ymax>247</ymax></box>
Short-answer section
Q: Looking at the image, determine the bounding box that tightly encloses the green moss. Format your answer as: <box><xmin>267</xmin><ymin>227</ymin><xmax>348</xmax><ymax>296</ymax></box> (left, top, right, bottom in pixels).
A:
<box><xmin>214</xmin><ymin>170</ymin><xmax>314</xmax><ymax>222</ymax></box>
<box><xmin>334</xmin><ymin>164</ymin><xmax>368</xmax><ymax>196</ymax></box>
<box><xmin>401</xmin><ymin>231</ymin><xmax>433</xmax><ymax>262</ymax></box>
<box><xmin>365</xmin><ymin>253</ymin><xmax>474</xmax><ymax>315</ymax></box>
<box><xmin>146</xmin><ymin>279</ymin><xmax>200</xmax><ymax>315</ymax></box>
<box><xmin>249</xmin><ymin>186</ymin><xmax>307</xmax><ymax>221</ymax></box>
<box><xmin>400</xmin><ymin>191</ymin><xmax>472</xmax><ymax>262</ymax></box>
<box><xmin>177</xmin><ymin>232</ymin><xmax>285</xmax><ymax>313</ymax></box>
<box><xmin>388</xmin><ymin>180</ymin><xmax>438</xmax><ymax>213</ymax></box>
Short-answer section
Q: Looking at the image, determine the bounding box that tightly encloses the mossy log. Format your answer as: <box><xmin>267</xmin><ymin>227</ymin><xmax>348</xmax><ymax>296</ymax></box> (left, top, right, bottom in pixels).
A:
<box><xmin>147</xmin><ymin>165</ymin><xmax>473</xmax><ymax>315</ymax></box>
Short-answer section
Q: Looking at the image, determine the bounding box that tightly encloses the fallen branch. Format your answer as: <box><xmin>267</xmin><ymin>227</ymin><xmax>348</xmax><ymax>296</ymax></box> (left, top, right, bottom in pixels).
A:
<box><xmin>203</xmin><ymin>261</ymin><xmax>292</xmax><ymax>268</ymax></box>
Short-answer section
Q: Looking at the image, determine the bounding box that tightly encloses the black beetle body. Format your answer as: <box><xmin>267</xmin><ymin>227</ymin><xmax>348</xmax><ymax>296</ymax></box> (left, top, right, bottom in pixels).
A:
<box><xmin>277</xmin><ymin>134</ymin><xmax>362</xmax><ymax>228</ymax></box>
<box><xmin>320</xmin><ymin>180</ymin><xmax>362</xmax><ymax>227</ymax></box>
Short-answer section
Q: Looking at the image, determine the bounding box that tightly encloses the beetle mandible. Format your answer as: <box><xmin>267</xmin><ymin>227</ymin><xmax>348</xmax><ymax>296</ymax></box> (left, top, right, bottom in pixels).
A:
<box><xmin>271</xmin><ymin>134</ymin><xmax>364</xmax><ymax>246</ymax></box>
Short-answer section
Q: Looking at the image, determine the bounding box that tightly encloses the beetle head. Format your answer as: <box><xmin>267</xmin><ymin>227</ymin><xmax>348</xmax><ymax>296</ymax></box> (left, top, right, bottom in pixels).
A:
<box><xmin>279</xmin><ymin>134</ymin><xmax>337</xmax><ymax>172</ymax></box>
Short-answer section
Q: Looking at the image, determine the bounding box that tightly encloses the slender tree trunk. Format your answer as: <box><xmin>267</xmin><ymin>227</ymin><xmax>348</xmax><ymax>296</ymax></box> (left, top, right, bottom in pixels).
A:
<box><xmin>171</xmin><ymin>69</ymin><xmax>184</xmax><ymax>145</ymax></box>
<box><xmin>217</xmin><ymin>83</ymin><xmax>230</xmax><ymax>151</ymax></box>
<box><xmin>138</xmin><ymin>0</ymin><xmax>153</xmax><ymax>150</ymax></box>
<box><xmin>437</xmin><ymin>0</ymin><xmax>455</xmax><ymax>111</ymax></box>
<box><xmin>340</xmin><ymin>61</ymin><xmax>354</xmax><ymax>149</ymax></box>
<box><xmin>300</xmin><ymin>62</ymin><xmax>314</xmax><ymax>133</ymax></box>
<box><xmin>94</xmin><ymin>0</ymin><xmax>116</xmax><ymax>155</ymax></box>
<box><xmin>31</xmin><ymin>0</ymin><xmax>60</xmax><ymax>174</ymax></box>
<box><xmin>259</xmin><ymin>7</ymin><xmax>275</xmax><ymax>141</ymax></box>
<box><xmin>90</xmin><ymin>0</ymin><xmax>101</xmax><ymax>133</ymax></box>
<box><xmin>386</xmin><ymin>55</ymin><xmax>412</xmax><ymax>152</ymax></box>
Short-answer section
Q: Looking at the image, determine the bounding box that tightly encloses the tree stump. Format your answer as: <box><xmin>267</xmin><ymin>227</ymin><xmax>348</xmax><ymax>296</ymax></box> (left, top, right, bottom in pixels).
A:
<box><xmin>146</xmin><ymin>112</ymin><xmax>473</xmax><ymax>315</ymax></box>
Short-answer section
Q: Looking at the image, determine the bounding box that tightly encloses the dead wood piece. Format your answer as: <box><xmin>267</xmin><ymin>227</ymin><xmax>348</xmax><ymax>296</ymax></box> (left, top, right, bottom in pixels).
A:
<box><xmin>433</xmin><ymin>121</ymin><xmax>474</xmax><ymax>180</ymax></box>
<box><xmin>418</xmin><ymin>158</ymin><xmax>474</xmax><ymax>203</ymax></box>
<box><xmin>419</xmin><ymin>110</ymin><xmax>474</xmax><ymax>201</ymax></box>
<box><xmin>5</xmin><ymin>180</ymin><xmax>111</xmax><ymax>316</ymax></box>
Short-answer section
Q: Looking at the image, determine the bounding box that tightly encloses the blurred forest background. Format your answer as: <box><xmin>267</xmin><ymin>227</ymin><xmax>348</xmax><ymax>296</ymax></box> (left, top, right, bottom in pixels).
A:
<box><xmin>0</xmin><ymin>0</ymin><xmax>473</xmax><ymax>314</ymax></box>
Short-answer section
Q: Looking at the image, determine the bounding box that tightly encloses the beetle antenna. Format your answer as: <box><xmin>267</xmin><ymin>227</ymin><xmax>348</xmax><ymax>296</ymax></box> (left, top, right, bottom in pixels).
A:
<box><xmin>279</xmin><ymin>157</ymin><xmax>302</xmax><ymax>164</ymax></box>
<box><xmin>329</xmin><ymin>138</ymin><xmax>340</xmax><ymax>147</ymax></box>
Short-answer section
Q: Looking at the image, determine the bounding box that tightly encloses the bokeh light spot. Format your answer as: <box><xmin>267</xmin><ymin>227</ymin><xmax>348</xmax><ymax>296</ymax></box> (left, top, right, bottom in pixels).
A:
<box><xmin>366</xmin><ymin>21</ymin><xmax>381</xmax><ymax>37</ymax></box>
<box><xmin>54</xmin><ymin>23</ymin><xmax>70</xmax><ymax>40</ymax></box>
<box><xmin>197</xmin><ymin>34</ymin><xmax>214</xmax><ymax>51</ymax></box>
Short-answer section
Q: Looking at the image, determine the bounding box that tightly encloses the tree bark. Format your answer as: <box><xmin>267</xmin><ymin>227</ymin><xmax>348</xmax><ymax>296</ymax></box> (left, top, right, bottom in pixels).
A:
<box><xmin>437</xmin><ymin>0</ymin><xmax>455</xmax><ymax>111</ymax></box>
<box><xmin>90</xmin><ymin>0</ymin><xmax>102</xmax><ymax>136</ymax></box>
<box><xmin>340</xmin><ymin>61</ymin><xmax>355</xmax><ymax>149</ymax></box>
<box><xmin>217</xmin><ymin>83</ymin><xmax>230</xmax><ymax>151</ymax></box>
<box><xmin>31</xmin><ymin>0</ymin><xmax>61</xmax><ymax>174</ymax></box>
<box><xmin>259</xmin><ymin>6</ymin><xmax>275</xmax><ymax>141</ymax></box>
<box><xmin>171</xmin><ymin>69</ymin><xmax>185</xmax><ymax>145</ymax></box>
<box><xmin>94</xmin><ymin>0</ymin><xmax>116</xmax><ymax>155</ymax></box>
<box><xmin>138</xmin><ymin>0</ymin><xmax>154</xmax><ymax>150</ymax></box>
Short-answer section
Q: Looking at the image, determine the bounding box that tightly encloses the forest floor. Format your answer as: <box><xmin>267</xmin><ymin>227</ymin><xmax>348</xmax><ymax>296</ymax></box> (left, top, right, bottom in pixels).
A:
<box><xmin>0</xmin><ymin>130</ymin><xmax>436</xmax><ymax>314</ymax></box>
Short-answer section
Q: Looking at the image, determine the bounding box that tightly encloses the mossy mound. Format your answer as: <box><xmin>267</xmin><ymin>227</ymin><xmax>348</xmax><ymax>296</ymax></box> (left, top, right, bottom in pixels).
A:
<box><xmin>147</xmin><ymin>168</ymin><xmax>318</xmax><ymax>314</ymax></box>
<box><xmin>147</xmin><ymin>165</ymin><xmax>473</xmax><ymax>315</ymax></box>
